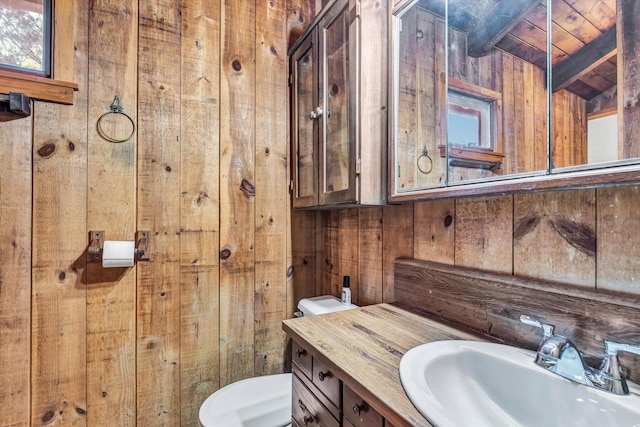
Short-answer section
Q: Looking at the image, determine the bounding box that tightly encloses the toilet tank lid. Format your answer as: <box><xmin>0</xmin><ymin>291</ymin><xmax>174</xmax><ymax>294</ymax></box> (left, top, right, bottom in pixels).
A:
<box><xmin>297</xmin><ymin>295</ymin><xmax>358</xmax><ymax>316</ymax></box>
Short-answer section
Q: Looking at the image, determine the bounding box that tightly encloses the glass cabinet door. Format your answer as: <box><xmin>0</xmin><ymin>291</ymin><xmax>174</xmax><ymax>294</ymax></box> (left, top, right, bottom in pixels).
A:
<box><xmin>292</xmin><ymin>33</ymin><xmax>318</xmax><ymax>208</ymax></box>
<box><xmin>319</xmin><ymin>0</ymin><xmax>358</xmax><ymax>205</ymax></box>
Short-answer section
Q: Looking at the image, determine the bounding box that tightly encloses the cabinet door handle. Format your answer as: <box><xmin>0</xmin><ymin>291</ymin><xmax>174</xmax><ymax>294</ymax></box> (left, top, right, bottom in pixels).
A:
<box><xmin>317</xmin><ymin>370</ymin><xmax>331</xmax><ymax>381</ymax></box>
<box><xmin>303</xmin><ymin>415</ymin><xmax>315</xmax><ymax>425</ymax></box>
<box><xmin>309</xmin><ymin>106</ymin><xmax>323</xmax><ymax>120</ymax></box>
<box><xmin>296</xmin><ymin>348</ymin><xmax>307</xmax><ymax>358</ymax></box>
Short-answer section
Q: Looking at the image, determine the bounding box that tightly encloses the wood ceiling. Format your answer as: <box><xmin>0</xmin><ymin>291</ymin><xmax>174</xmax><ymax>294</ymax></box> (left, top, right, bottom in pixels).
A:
<box><xmin>424</xmin><ymin>0</ymin><xmax>618</xmax><ymax>100</ymax></box>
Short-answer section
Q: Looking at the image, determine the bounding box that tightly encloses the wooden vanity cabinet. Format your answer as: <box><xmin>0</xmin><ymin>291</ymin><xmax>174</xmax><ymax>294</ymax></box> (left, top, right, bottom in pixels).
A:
<box><xmin>291</xmin><ymin>340</ymin><xmax>395</xmax><ymax>426</ymax></box>
<box><xmin>289</xmin><ymin>0</ymin><xmax>388</xmax><ymax>209</ymax></box>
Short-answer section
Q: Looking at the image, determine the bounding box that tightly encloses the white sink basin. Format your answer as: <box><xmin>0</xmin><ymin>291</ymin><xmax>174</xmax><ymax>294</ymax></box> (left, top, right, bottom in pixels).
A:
<box><xmin>400</xmin><ymin>340</ymin><xmax>640</xmax><ymax>427</ymax></box>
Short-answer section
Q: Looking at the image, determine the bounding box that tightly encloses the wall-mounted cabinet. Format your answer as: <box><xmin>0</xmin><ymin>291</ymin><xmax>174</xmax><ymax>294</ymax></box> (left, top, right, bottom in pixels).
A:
<box><xmin>389</xmin><ymin>0</ymin><xmax>640</xmax><ymax>202</ymax></box>
<box><xmin>290</xmin><ymin>0</ymin><xmax>388</xmax><ymax>209</ymax></box>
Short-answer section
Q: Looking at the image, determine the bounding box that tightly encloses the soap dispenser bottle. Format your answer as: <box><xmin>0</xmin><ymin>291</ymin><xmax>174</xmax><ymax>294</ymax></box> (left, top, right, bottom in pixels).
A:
<box><xmin>341</xmin><ymin>276</ymin><xmax>351</xmax><ymax>304</ymax></box>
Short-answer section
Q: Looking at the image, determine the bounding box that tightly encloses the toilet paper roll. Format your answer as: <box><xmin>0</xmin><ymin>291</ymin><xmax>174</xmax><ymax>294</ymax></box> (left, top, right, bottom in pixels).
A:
<box><xmin>102</xmin><ymin>240</ymin><xmax>135</xmax><ymax>268</ymax></box>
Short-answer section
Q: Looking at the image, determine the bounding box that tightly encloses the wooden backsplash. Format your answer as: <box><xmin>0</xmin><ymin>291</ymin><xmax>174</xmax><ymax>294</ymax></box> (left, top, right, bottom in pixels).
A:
<box><xmin>292</xmin><ymin>186</ymin><xmax>640</xmax><ymax>307</ymax></box>
<box><xmin>0</xmin><ymin>0</ymin><xmax>321</xmax><ymax>425</ymax></box>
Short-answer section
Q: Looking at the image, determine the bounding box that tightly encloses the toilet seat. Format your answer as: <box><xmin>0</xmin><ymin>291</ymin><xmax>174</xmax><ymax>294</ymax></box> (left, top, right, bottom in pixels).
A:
<box><xmin>199</xmin><ymin>373</ymin><xmax>292</xmax><ymax>427</ymax></box>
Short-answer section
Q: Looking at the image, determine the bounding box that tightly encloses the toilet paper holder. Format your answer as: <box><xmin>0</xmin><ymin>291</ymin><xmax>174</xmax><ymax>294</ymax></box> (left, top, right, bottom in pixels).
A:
<box><xmin>87</xmin><ymin>230</ymin><xmax>151</xmax><ymax>263</ymax></box>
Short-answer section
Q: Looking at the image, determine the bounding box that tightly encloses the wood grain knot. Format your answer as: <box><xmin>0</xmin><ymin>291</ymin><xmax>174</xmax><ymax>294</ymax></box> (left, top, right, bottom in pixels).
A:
<box><xmin>68</xmin><ymin>141</ymin><xmax>75</xmax><ymax>151</ymax></box>
<box><xmin>240</xmin><ymin>179</ymin><xmax>255</xmax><ymax>197</ymax></box>
<box><xmin>165</xmin><ymin>165</ymin><xmax>172</xmax><ymax>172</ymax></box>
<box><xmin>37</xmin><ymin>143</ymin><xmax>56</xmax><ymax>157</ymax></box>
<box><xmin>58</xmin><ymin>271</ymin><xmax>66</xmax><ymax>281</ymax></box>
<box><xmin>331</xmin><ymin>83</ymin><xmax>340</xmax><ymax>95</ymax></box>
<box><xmin>75</xmin><ymin>407</ymin><xmax>86</xmax><ymax>415</ymax></box>
<box><xmin>270</xmin><ymin>46</ymin><xmax>278</xmax><ymax>56</ymax></box>
<box><xmin>287</xmin><ymin>266</ymin><xmax>294</xmax><ymax>277</ymax></box>
<box><xmin>444</xmin><ymin>214</ymin><xmax>453</xmax><ymax>227</ymax></box>
<box><xmin>514</xmin><ymin>215</ymin><xmax>540</xmax><ymax>239</ymax></box>
<box><xmin>550</xmin><ymin>217</ymin><xmax>596</xmax><ymax>256</ymax></box>
<box><xmin>42</xmin><ymin>410</ymin><xmax>55</xmax><ymax>424</ymax></box>
<box><xmin>232</xmin><ymin>60</ymin><xmax>242</xmax><ymax>72</ymax></box>
<box><xmin>220</xmin><ymin>248</ymin><xmax>231</xmax><ymax>260</ymax></box>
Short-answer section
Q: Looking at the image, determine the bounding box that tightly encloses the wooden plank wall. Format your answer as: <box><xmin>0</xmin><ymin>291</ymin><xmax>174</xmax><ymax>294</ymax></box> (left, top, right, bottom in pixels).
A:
<box><xmin>0</xmin><ymin>0</ymin><xmax>302</xmax><ymax>425</ymax></box>
<box><xmin>306</xmin><ymin>186</ymin><xmax>640</xmax><ymax>307</ymax></box>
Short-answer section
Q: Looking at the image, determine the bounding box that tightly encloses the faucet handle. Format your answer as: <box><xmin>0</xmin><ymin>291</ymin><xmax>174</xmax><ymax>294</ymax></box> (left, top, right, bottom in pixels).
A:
<box><xmin>595</xmin><ymin>340</ymin><xmax>640</xmax><ymax>395</ymax></box>
<box><xmin>519</xmin><ymin>315</ymin><xmax>555</xmax><ymax>338</ymax></box>
<box><xmin>605</xmin><ymin>340</ymin><xmax>640</xmax><ymax>358</ymax></box>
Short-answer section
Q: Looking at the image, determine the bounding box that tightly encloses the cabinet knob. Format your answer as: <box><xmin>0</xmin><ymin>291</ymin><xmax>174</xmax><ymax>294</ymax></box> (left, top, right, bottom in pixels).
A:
<box><xmin>317</xmin><ymin>370</ymin><xmax>331</xmax><ymax>381</ymax></box>
<box><xmin>309</xmin><ymin>106</ymin><xmax>323</xmax><ymax>120</ymax></box>
<box><xmin>353</xmin><ymin>403</ymin><xmax>362</xmax><ymax>416</ymax></box>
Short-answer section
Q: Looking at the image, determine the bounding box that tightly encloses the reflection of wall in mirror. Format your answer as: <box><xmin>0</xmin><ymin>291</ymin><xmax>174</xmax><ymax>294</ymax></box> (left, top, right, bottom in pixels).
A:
<box><xmin>588</xmin><ymin>114</ymin><xmax>618</xmax><ymax>164</ymax></box>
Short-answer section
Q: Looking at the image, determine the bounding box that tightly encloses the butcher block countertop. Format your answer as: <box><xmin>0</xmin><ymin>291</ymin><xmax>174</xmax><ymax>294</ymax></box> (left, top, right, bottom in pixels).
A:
<box><xmin>282</xmin><ymin>303</ymin><xmax>485</xmax><ymax>427</ymax></box>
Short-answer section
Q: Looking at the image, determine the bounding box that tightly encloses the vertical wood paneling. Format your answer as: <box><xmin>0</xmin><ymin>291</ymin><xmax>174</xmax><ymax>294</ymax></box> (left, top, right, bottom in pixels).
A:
<box><xmin>501</xmin><ymin>54</ymin><xmax>516</xmax><ymax>174</ymax></box>
<box><xmin>552</xmin><ymin>90</ymin><xmax>587</xmax><ymax>168</ymax></box>
<box><xmin>255</xmin><ymin>0</ymin><xmax>288</xmax><ymax>376</ymax></box>
<box><xmin>319</xmin><ymin>211</ymin><xmax>340</xmax><ymax>296</ymax></box>
<box><xmin>455</xmin><ymin>196</ymin><xmax>513</xmax><ymax>273</ymax></box>
<box><xmin>597</xmin><ymin>186</ymin><xmax>640</xmax><ymax>293</ymax></box>
<box><xmin>286</xmin><ymin>0</ymin><xmax>317</xmax><ymax>51</ymax></box>
<box><xmin>382</xmin><ymin>204</ymin><xmax>414</xmax><ymax>302</ymax></box>
<box><xmin>358</xmin><ymin>208</ymin><xmax>383</xmax><ymax>305</ymax></box>
<box><xmin>179</xmin><ymin>0</ymin><xmax>221</xmax><ymax>423</ymax></box>
<box><xmin>86</xmin><ymin>0</ymin><xmax>138</xmax><ymax>423</ymax></box>
<box><xmin>291</xmin><ymin>211</ymin><xmax>317</xmax><ymax>306</ymax></box>
<box><xmin>514</xmin><ymin>190</ymin><xmax>596</xmax><ymax>286</ymax></box>
<box><xmin>0</xmin><ymin>118</ymin><xmax>32</xmax><ymax>427</ymax></box>
<box><xmin>31</xmin><ymin>5</ymin><xmax>89</xmax><ymax>419</ymax></box>
<box><xmin>219</xmin><ymin>0</ymin><xmax>256</xmax><ymax>386</ymax></box>
<box><xmin>338</xmin><ymin>209</ymin><xmax>359</xmax><ymax>301</ymax></box>
<box><xmin>413</xmin><ymin>199</ymin><xmax>454</xmax><ymax>264</ymax></box>
<box><xmin>136</xmin><ymin>0</ymin><xmax>182</xmax><ymax>423</ymax></box>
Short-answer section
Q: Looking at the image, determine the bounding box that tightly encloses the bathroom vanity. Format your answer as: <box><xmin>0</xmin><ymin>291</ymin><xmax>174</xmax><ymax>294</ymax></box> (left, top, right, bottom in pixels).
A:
<box><xmin>284</xmin><ymin>303</ymin><xmax>482</xmax><ymax>426</ymax></box>
<box><xmin>283</xmin><ymin>258</ymin><xmax>640</xmax><ymax>426</ymax></box>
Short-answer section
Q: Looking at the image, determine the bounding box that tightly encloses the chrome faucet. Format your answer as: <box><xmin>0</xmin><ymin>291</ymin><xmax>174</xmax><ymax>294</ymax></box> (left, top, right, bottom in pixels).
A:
<box><xmin>520</xmin><ymin>315</ymin><xmax>640</xmax><ymax>395</ymax></box>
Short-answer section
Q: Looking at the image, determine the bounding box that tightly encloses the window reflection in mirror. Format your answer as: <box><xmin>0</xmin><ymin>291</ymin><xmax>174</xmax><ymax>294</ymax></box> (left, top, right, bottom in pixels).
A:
<box><xmin>447</xmin><ymin>0</ymin><xmax>548</xmax><ymax>184</ymax></box>
<box><xmin>392</xmin><ymin>0</ymin><xmax>447</xmax><ymax>194</ymax></box>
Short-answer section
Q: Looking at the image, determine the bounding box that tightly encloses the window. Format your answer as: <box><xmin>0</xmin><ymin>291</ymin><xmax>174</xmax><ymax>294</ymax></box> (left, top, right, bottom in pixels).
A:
<box><xmin>448</xmin><ymin>92</ymin><xmax>492</xmax><ymax>150</ymax></box>
<box><xmin>0</xmin><ymin>0</ymin><xmax>76</xmax><ymax>105</ymax></box>
<box><xmin>0</xmin><ymin>0</ymin><xmax>52</xmax><ymax>76</ymax></box>
<box><xmin>440</xmin><ymin>77</ymin><xmax>504</xmax><ymax>170</ymax></box>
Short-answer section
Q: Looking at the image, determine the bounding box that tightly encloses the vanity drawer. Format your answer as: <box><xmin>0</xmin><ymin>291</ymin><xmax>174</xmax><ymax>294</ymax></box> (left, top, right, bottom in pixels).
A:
<box><xmin>343</xmin><ymin>384</ymin><xmax>384</xmax><ymax>427</ymax></box>
<box><xmin>293</xmin><ymin>340</ymin><xmax>312</xmax><ymax>379</ymax></box>
<box><xmin>292</xmin><ymin>372</ymin><xmax>339</xmax><ymax>427</ymax></box>
<box><xmin>312</xmin><ymin>356</ymin><xmax>341</xmax><ymax>408</ymax></box>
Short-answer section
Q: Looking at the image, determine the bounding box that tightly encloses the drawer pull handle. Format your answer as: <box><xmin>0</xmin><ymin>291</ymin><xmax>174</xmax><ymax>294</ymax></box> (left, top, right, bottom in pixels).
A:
<box><xmin>317</xmin><ymin>370</ymin><xmax>331</xmax><ymax>381</ymax></box>
<box><xmin>303</xmin><ymin>415</ymin><xmax>315</xmax><ymax>425</ymax></box>
<box><xmin>353</xmin><ymin>403</ymin><xmax>362</xmax><ymax>416</ymax></box>
<box><xmin>298</xmin><ymin>399</ymin><xmax>308</xmax><ymax>413</ymax></box>
<box><xmin>296</xmin><ymin>349</ymin><xmax>307</xmax><ymax>358</ymax></box>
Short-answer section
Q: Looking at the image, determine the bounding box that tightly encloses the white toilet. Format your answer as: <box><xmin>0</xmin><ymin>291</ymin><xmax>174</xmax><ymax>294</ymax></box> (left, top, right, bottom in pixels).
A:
<box><xmin>199</xmin><ymin>295</ymin><xmax>358</xmax><ymax>427</ymax></box>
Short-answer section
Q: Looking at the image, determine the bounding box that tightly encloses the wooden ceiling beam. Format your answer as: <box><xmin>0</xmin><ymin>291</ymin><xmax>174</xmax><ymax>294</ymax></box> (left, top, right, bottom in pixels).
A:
<box><xmin>552</xmin><ymin>26</ymin><xmax>617</xmax><ymax>93</ymax></box>
<box><xmin>467</xmin><ymin>0</ymin><xmax>542</xmax><ymax>57</ymax></box>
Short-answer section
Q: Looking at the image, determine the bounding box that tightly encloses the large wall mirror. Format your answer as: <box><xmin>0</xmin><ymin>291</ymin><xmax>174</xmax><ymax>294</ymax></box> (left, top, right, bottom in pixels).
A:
<box><xmin>446</xmin><ymin>0</ymin><xmax>549</xmax><ymax>185</ymax></box>
<box><xmin>390</xmin><ymin>0</ymin><xmax>640</xmax><ymax>201</ymax></box>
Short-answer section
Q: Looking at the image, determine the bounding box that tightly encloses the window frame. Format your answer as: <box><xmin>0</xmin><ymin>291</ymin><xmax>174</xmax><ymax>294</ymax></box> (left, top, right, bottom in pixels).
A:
<box><xmin>0</xmin><ymin>0</ymin><xmax>77</xmax><ymax>105</ymax></box>
<box><xmin>439</xmin><ymin>77</ymin><xmax>504</xmax><ymax>170</ymax></box>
